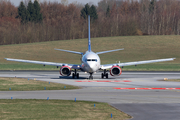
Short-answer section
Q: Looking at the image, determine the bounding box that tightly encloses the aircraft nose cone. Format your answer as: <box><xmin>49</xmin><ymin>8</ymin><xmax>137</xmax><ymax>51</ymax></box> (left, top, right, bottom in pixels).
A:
<box><xmin>89</xmin><ymin>64</ymin><xmax>95</xmax><ymax>72</ymax></box>
<box><xmin>89</xmin><ymin>64</ymin><xmax>94</xmax><ymax>69</ymax></box>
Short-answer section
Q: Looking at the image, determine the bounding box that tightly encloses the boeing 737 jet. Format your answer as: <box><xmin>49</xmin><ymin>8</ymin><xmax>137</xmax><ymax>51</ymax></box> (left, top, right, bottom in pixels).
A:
<box><xmin>5</xmin><ymin>16</ymin><xmax>175</xmax><ymax>79</ymax></box>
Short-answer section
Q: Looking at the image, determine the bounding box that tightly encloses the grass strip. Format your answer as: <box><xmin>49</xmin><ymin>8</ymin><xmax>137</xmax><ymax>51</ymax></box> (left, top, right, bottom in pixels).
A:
<box><xmin>0</xmin><ymin>63</ymin><xmax>179</xmax><ymax>71</ymax></box>
<box><xmin>0</xmin><ymin>78</ymin><xmax>79</xmax><ymax>91</ymax></box>
<box><xmin>0</xmin><ymin>99</ymin><xmax>131</xmax><ymax>120</ymax></box>
<box><xmin>165</xmin><ymin>79</ymin><xmax>180</xmax><ymax>82</ymax></box>
<box><xmin>0</xmin><ymin>35</ymin><xmax>179</xmax><ymax>71</ymax></box>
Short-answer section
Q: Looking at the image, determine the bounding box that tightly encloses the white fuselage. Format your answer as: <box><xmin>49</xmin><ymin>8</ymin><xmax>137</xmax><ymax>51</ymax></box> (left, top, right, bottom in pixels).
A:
<box><xmin>81</xmin><ymin>51</ymin><xmax>101</xmax><ymax>73</ymax></box>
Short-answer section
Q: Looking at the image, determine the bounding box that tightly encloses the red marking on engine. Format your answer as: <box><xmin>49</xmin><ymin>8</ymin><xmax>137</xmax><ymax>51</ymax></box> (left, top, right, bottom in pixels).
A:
<box><xmin>113</xmin><ymin>88</ymin><xmax>180</xmax><ymax>90</ymax></box>
<box><xmin>75</xmin><ymin>80</ymin><xmax>131</xmax><ymax>82</ymax></box>
<box><xmin>110</xmin><ymin>66</ymin><xmax>122</xmax><ymax>76</ymax></box>
<box><xmin>59</xmin><ymin>66</ymin><xmax>71</xmax><ymax>76</ymax></box>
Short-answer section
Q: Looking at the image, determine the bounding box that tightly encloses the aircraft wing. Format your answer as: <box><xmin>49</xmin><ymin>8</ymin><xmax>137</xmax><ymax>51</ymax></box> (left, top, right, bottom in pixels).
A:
<box><xmin>100</xmin><ymin>58</ymin><xmax>176</xmax><ymax>69</ymax></box>
<box><xmin>5</xmin><ymin>58</ymin><xmax>81</xmax><ymax>69</ymax></box>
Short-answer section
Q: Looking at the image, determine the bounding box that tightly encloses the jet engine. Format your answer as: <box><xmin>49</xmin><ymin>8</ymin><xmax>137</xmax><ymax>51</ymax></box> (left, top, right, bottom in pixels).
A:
<box><xmin>60</xmin><ymin>66</ymin><xmax>71</xmax><ymax>76</ymax></box>
<box><xmin>110</xmin><ymin>66</ymin><xmax>122</xmax><ymax>76</ymax></box>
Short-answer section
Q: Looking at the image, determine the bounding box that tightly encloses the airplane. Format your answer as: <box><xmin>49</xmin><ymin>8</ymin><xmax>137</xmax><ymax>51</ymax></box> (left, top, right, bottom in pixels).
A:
<box><xmin>5</xmin><ymin>15</ymin><xmax>175</xmax><ymax>79</ymax></box>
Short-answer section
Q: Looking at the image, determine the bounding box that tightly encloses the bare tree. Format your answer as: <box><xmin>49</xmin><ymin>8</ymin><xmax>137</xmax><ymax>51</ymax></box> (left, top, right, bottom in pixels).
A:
<box><xmin>61</xmin><ymin>0</ymin><xmax>68</xmax><ymax>6</ymax></box>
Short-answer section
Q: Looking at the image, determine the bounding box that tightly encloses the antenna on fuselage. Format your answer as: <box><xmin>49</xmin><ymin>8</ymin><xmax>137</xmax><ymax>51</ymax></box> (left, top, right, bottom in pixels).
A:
<box><xmin>88</xmin><ymin>15</ymin><xmax>91</xmax><ymax>52</ymax></box>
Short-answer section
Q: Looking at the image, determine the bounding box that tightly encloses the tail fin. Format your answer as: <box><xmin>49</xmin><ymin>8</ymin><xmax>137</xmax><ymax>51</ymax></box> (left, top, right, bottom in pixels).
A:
<box><xmin>88</xmin><ymin>15</ymin><xmax>91</xmax><ymax>52</ymax></box>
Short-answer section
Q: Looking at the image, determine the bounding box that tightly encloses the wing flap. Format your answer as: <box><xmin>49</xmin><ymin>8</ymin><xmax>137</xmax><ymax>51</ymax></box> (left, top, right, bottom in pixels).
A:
<box><xmin>101</xmin><ymin>58</ymin><xmax>175</xmax><ymax>69</ymax></box>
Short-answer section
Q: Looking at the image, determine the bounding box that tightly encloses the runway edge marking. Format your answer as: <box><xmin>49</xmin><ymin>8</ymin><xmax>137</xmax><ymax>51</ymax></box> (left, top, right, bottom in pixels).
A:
<box><xmin>113</xmin><ymin>88</ymin><xmax>180</xmax><ymax>90</ymax></box>
<box><xmin>75</xmin><ymin>80</ymin><xmax>131</xmax><ymax>82</ymax></box>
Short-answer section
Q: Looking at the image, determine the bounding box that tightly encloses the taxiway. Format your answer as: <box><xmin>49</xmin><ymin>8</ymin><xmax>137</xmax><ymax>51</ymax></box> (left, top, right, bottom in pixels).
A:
<box><xmin>0</xmin><ymin>71</ymin><xmax>180</xmax><ymax>120</ymax></box>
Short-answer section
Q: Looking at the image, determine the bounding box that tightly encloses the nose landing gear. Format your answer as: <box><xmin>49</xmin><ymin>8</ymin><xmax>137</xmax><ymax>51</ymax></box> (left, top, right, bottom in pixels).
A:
<box><xmin>89</xmin><ymin>73</ymin><xmax>93</xmax><ymax>79</ymax></box>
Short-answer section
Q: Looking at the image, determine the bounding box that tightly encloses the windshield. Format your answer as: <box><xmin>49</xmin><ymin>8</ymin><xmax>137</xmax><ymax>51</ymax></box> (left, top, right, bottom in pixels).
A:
<box><xmin>86</xmin><ymin>59</ymin><xmax>97</xmax><ymax>62</ymax></box>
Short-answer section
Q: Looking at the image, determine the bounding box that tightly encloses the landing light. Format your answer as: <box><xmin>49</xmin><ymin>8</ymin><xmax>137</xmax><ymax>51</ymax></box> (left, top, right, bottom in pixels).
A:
<box><xmin>85</xmin><ymin>72</ymin><xmax>87</xmax><ymax>74</ymax></box>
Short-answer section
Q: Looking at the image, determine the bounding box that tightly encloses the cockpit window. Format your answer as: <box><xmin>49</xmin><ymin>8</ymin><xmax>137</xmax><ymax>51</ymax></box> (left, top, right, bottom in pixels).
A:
<box><xmin>86</xmin><ymin>59</ymin><xmax>97</xmax><ymax>62</ymax></box>
<box><xmin>92</xmin><ymin>59</ymin><xmax>97</xmax><ymax>62</ymax></box>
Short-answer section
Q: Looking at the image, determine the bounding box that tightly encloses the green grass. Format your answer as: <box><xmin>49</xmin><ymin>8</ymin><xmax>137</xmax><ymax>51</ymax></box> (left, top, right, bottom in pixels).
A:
<box><xmin>165</xmin><ymin>79</ymin><xmax>180</xmax><ymax>82</ymax></box>
<box><xmin>0</xmin><ymin>35</ymin><xmax>179</xmax><ymax>71</ymax></box>
<box><xmin>0</xmin><ymin>99</ymin><xmax>131</xmax><ymax>120</ymax></box>
<box><xmin>0</xmin><ymin>78</ymin><xmax>79</xmax><ymax>91</ymax></box>
<box><xmin>0</xmin><ymin>63</ymin><xmax>57</xmax><ymax>70</ymax></box>
<box><xmin>121</xmin><ymin>63</ymin><xmax>180</xmax><ymax>71</ymax></box>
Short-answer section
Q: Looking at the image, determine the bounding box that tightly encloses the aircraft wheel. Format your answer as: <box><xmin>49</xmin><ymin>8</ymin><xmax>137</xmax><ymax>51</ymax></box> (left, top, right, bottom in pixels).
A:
<box><xmin>106</xmin><ymin>73</ymin><xmax>108</xmax><ymax>78</ymax></box>
<box><xmin>77</xmin><ymin>73</ymin><xmax>79</xmax><ymax>79</ymax></box>
<box><xmin>72</xmin><ymin>73</ymin><xmax>75</xmax><ymax>79</ymax></box>
<box><xmin>101</xmin><ymin>73</ymin><xmax>104</xmax><ymax>79</ymax></box>
<box><xmin>89</xmin><ymin>76</ymin><xmax>93</xmax><ymax>80</ymax></box>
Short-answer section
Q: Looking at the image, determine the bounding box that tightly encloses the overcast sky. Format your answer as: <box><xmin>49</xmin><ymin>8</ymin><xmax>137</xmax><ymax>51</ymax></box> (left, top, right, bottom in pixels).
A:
<box><xmin>10</xmin><ymin>0</ymin><xmax>100</xmax><ymax>6</ymax></box>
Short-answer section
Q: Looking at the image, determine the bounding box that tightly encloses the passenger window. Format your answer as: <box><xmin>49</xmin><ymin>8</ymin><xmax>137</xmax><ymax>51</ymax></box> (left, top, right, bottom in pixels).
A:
<box><xmin>87</xmin><ymin>59</ymin><xmax>91</xmax><ymax>61</ymax></box>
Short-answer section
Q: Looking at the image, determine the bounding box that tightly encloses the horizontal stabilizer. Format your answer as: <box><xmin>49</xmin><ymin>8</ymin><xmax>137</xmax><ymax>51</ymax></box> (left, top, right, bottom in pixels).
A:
<box><xmin>96</xmin><ymin>48</ymin><xmax>124</xmax><ymax>55</ymax></box>
<box><xmin>54</xmin><ymin>48</ymin><xmax>83</xmax><ymax>55</ymax></box>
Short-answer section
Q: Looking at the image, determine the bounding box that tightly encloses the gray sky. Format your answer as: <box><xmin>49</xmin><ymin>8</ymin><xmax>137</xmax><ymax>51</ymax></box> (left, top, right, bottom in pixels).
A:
<box><xmin>10</xmin><ymin>0</ymin><xmax>100</xmax><ymax>6</ymax></box>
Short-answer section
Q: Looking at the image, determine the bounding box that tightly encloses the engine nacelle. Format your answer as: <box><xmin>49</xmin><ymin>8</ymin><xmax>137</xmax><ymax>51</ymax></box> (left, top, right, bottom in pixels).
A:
<box><xmin>110</xmin><ymin>66</ymin><xmax>122</xmax><ymax>76</ymax></box>
<box><xmin>60</xmin><ymin>66</ymin><xmax>71</xmax><ymax>76</ymax></box>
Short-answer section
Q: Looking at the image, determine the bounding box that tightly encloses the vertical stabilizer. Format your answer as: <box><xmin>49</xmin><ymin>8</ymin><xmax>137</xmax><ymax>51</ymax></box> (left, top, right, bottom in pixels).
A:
<box><xmin>88</xmin><ymin>15</ymin><xmax>91</xmax><ymax>52</ymax></box>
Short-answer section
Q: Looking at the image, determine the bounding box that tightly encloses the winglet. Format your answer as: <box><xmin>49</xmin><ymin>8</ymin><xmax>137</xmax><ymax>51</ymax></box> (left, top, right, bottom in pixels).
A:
<box><xmin>88</xmin><ymin>15</ymin><xmax>91</xmax><ymax>52</ymax></box>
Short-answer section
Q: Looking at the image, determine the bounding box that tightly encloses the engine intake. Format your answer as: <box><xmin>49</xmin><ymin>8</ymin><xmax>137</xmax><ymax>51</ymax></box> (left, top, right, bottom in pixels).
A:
<box><xmin>60</xmin><ymin>66</ymin><xmax>71</xmax><ymax>76</ymax></box>
<box><xmin>110</xmin><ymin>66</ymin><xmax>122</xmax><ymax>76</ymax></box>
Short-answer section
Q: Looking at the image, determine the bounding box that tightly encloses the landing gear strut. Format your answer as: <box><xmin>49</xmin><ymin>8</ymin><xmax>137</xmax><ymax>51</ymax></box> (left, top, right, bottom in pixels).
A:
<box><xmin>101</xmin><ymin>69</ymin><xmax>108</xmax><ymax>79</ymax></box>
<box><xmin>89</xmin><ymin>73</ymin><xmax>93</xmax><ymax>79</ymax></box>
<box><xmin>72</xmin><ymin>69</ymin><xmax>79</xmax><ymax>79</ymax></box>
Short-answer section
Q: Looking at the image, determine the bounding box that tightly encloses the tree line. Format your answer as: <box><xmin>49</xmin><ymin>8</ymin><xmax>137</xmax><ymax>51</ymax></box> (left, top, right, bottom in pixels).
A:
<box><xmin>18</xmin><ymin>0</ymin><xmax>42</xmax><ymax>23</ymax></box>
<box><xmin>0</xmin><ymin>0</ymin><xmax>180</xmax><ymax>45</ymax></box>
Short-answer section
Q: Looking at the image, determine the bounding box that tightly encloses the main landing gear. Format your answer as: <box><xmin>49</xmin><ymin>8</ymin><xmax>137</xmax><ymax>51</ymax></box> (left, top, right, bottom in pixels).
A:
<box><xmin>101</xmin><ymin>69</ymin><xmax>108</xmax><ymax>79</ymax></box>
<box><xmin>72</xmin><ymin>69</ymin><xmax>79</xmax><ymax>79</ymax></box>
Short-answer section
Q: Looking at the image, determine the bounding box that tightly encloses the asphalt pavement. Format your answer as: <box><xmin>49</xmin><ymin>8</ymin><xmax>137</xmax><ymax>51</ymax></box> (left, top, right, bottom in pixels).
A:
<box><xmin>0</xmin><ymin>71</ymin><xmax>180</xmax><ymax>120</ymax></box>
